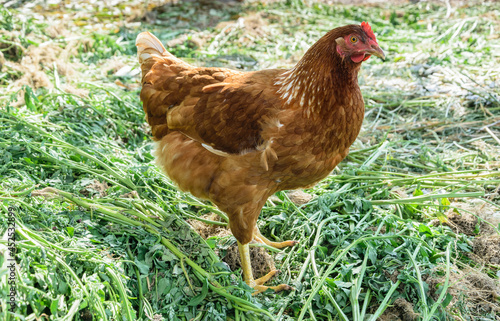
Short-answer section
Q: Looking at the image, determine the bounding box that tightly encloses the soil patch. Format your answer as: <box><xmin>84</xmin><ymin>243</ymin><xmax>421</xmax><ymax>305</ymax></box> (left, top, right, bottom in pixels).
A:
<box><xmin>449</xmin><ymin>200</ymin><xmax>500</xmax><ymax>232</ymax></box>
<box><xmin>287</xmin><ymin>190</ymin><xmax>313</xmax><ymax>205</ymax></box>
<box><xmin>188</xmin><ymin>213</ymin><xmax>231</xmax><ymax>239</ymax></box>
<box><xmin>376</xmin><ymin>298</ymin><xmax>419</xmax><ymax>321</ymax></box>
<box><xmin>472</xmin><ymin>235</ymin><xmax>500</xmax><ymax>266</ymax></box>
<box><xmin>426</xmin><ymin>266</ymin><xmax>500</xmax><ymax>317</ymax></box>
<box><xmin>189</xmin><ymin>214</ymin><xmax>276</xmax><ymax>279</ymax></box>
<box><xmin>443</xmin><ymin>211</ymin><xmax>495</xmax><ymax>236</ymax></box>
<box><xmin>224</xmin><ymin>243</ymin><xmax>275</xmax><ymax>279</ymax></box>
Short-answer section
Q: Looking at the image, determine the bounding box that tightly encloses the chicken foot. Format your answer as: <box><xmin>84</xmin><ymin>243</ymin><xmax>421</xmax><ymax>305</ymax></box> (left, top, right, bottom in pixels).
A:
<box><xmin>253</xmin><ymin>226</ymin><xmax>298</xmax><ymax>249</ymax></box>
<box><xmin>237</xmin><ymin>241</ymin><xmax>292</xmax><ymax>295</ymax></box>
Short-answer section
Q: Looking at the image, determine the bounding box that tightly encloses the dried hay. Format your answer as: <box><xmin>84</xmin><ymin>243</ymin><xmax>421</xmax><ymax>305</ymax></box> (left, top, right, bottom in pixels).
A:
<box><xmin>1</xmin><ymin>21</ymin><xmax>89</xmax><ymax>106</ymax></box>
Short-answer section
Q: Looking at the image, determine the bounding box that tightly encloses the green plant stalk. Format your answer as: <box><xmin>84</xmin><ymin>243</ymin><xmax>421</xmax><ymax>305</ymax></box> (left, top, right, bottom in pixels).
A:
<box><xmin>126</xmin><ymin>241</ymin><xmax>144</xmax><ymax>320</ymax></box>
<box><xmin>481</xmin><ymin>197</ymin><xmax>500</xmax><ymax>210</ymax></box>
<box><xmin>296</xmin><ymin>215</ymin><xmax>351</xmax><ymax>283</ymax></box>
<box><xmin>60</xmin><ymin>298</ymin><xmax>81</xmax><ymax>321</ymax></box>
<box><xmin>0</xmin><ymin>197</ymin><xmax>49</xmax><ymax>220</ymax></box>
<box><xmin>344</xmin><ymin>168</ymin><xmax>499</xmax><ymax>180</ymax></box>
<box><xmin>15</xmin><ymin>226</ymin><xmax>108</xmax><ymax>318</ymax></box>
<box><xmin>360</xmin><ymin>288</ymin><xmax>371</xmax><ymax>319</ymax></box>
<box><xmin>180</xmin><ymin>257</ymin><xmax>195</xmax><ymax>293</ymax></box>
<box><xmin>24</xmin><ymin>188</ymin><xmax>225</xmax><ymax>290</ymax></box>
<box><xmin>153</xmin><ymin>182</ymin><xmax>230</xmax><ymax>223</ymax></box>
<box><xmin>155</xmin><ymin>223</ymin><xmax>273</xmax><ymax>317</ymax></box>
<box><xmin>324</xmin><ymin>288</ymin><xmax>348</xmax><ymax>321</ymax></box>
<box><xmin>366</xmin><ymin>280</ymin><xmax>401</xmax><ymax>321</ymax></box>
<box><xmin>371</xmin><ymin>191</ymin><xmax>484</xmax><ymax>205</ymax></box>
<box><xmin>184</xmin><ymin>193</ymin><xmax>230</xmax><ymax>223</ymax></box>
<box><xmin>349</xmin><ymin>135</ymin><xmax>388</xmax><ymax>156</ymax></box>
<box><xmin>177</xmin><ymin>208</ymin><xmax>228</xmax><ymax>227</ymax></box>
<box><xmin>21</xmin><ymin>141</ymin><xmax>129</xmax><ymax>190</ymax></box>
<box><xmin>407</xmin><ymin>244</ymin><xmax>427</xmax><ymax>311</ymax></box>
<box><xmin>351</xmin><ymin>287</ymin><xmax>360</xmax><ymax>321</ymax></box>
<box><xmin>0</xmin><ymin>185</ymin><xmax>36</xmax><ymax>196</ymax></box>
<box><xmin>106</xmin><ymin>267</ymin><xmax>135</xmax><ymax>321</ymax></box>
<box><xmin>425</xmin><ymin>244</ymin><xmax>452</xmax><ymax>321</ymax></box>
<box><xmin>281</xmin><ymin>192</ymin><xmax>315</xmax><ymax>224</ymax></box>
<box><xmin>351</xmin><ymin>254</ymin><xmax>369</xmax><ymax>321</ymax></box>
<box><xmin>197</xmin><ymin>273</ymin><xmax>275</xmax><ymax>319</ymax></box>
<box><xmin>7</xmin><ymin>117</ymin><xmax>137</xmax><ymax>190</ymax></box>
<box><xmin>133</xmin><ymin>200</ymin><xmax>224</xmax><ymax>263</ymax></box>
<box><xmin>32</xmin><ymin>188</ymin><xmax>250</xmax><ymax>313</ymax></box>
<box><xmin>361</xmin><ymin>141</ymin><xmax>389</xmax><ymax>169</ymax></box>
<box><xmin>308</xmin><ymin>306</ymin><xmax>318</xmax><ymax>321</ymax></box>
<box><xmin>297</xmin><ymin>230</ymin><xmax>408</xmax><ymax>321</ymax></box>
<box><xmin>37</xmin><ymin>188</ymin><xmax>156</xmax><ymax>227</ymax></box>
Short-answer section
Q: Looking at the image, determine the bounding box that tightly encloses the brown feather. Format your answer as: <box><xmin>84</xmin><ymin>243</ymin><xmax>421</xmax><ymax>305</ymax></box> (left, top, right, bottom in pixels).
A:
<box><xmin>136</xmin><ymin>24</ymin><xmax>373</xmax><ymax>245</ymax></box>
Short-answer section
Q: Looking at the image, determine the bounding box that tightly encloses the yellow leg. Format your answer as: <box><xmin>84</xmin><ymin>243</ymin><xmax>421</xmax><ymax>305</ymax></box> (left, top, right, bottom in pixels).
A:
<box><xmin>237</xmin><ymin>241</ymin><xmax>292</xmax><ymax>295</ymax></box>
<box><xmin>253</xmin><ymin>227</ymin><xmax>298</xmax><ymax>249</ymax></box>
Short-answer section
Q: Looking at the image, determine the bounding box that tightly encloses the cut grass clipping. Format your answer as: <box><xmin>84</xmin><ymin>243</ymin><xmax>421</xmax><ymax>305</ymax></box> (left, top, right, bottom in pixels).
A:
<box><xmin>1</xmin><ymin>1</ymin><xmax>500</xmax><ymax>320</ymax></box>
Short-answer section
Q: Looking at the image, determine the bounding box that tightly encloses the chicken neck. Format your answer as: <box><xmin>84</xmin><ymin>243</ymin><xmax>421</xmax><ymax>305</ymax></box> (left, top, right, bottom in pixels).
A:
<box><xmin>275</xmin><ymin>29</ymin><xmax>364</xmax><ymax>120</ymax></box>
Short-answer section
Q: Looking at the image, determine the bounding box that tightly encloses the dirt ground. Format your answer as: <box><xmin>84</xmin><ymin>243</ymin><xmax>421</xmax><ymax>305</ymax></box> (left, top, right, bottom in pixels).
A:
<box><xmin>188</xmin><ymin>213</ymin><xmax>276</xmax><ymax>278</ymax></box>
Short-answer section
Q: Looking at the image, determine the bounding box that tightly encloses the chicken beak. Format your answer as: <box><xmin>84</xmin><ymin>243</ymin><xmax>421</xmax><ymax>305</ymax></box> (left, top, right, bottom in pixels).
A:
<box><xmin>366</xmin><ymin>44</ymin><xmax>386</xmax><ymax>61</ymax></box>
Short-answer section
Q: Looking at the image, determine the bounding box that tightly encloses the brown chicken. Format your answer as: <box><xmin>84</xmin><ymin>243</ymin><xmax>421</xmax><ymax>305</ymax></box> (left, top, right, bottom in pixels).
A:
<box><xmin>136</xmin><ymin>22</ymin><xmax>384</xmax><ymax>294</ymax></box>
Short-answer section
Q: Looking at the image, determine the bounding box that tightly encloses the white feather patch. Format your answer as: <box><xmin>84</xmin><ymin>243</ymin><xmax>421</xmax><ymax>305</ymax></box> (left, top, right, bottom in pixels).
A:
<box><xmin>201</xmin><ymin>143</ymin><xmax>230</xmax><ymax>157</ymax></box>
<box><xmin>136</xmin><ymin>32</ymin><xmax>165</xmax><ymax>54</ymax></box>
<box><xmin>140</xmin><ymin>53</ymin><xmax>152</xmax><ymax>61</ymax></box>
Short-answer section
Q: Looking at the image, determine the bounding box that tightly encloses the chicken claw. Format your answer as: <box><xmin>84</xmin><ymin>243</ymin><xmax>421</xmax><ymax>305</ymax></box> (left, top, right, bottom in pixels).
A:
<box><xmin>253</xmin><ymin>227</ymin><xmax>298</xmax><ymax>249</ymax></box>
<box><xmin>237</xmin><ymin>241</ymin><xmax>293</xmax><ymax>295</ymax></box>
<box><xmin>253</xmin><ymin>280</ymin><xmax>293</xmax><ymax>295</ymax></box>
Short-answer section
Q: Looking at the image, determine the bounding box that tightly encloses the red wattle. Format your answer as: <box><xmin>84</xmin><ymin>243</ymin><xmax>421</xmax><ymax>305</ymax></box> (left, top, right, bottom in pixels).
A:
<box><xmin>351</xmin><ymin>53</ymin><xmax>365</xmax><ymax>63</ymax></box>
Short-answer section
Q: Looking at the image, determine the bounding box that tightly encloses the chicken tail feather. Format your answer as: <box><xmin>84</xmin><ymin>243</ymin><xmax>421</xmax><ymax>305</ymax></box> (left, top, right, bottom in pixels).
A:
<box><xmin>136</xmin><ymin>32</ymin><xmax>183</xmax><ymax>77</ymax></box>
<box><xmin>136</xmin><ymin>32</ymin><xmax>166</xmax><ymax>58</ymax></box>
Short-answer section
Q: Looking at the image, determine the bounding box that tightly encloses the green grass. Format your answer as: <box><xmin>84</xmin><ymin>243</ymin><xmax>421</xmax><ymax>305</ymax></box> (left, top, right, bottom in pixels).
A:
<box><xmin>1</xmin><ymin>0</ymin><xmax>499</xmax><ymax>320</ymax></box>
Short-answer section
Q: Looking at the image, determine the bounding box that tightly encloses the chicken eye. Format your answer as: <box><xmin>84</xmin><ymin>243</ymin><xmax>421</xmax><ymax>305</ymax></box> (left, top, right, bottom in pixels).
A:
<box><xmin>350</xmin><ymin>36</ymin><xmax>358</xmax><ymax>43</ymax></box>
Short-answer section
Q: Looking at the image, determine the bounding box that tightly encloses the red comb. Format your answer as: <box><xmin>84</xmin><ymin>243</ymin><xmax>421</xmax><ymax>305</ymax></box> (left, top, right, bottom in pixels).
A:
<box><xmin>361</xmin><ymin>21</ymin><xmax>376</xmax><ymax>41</ymax></box>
